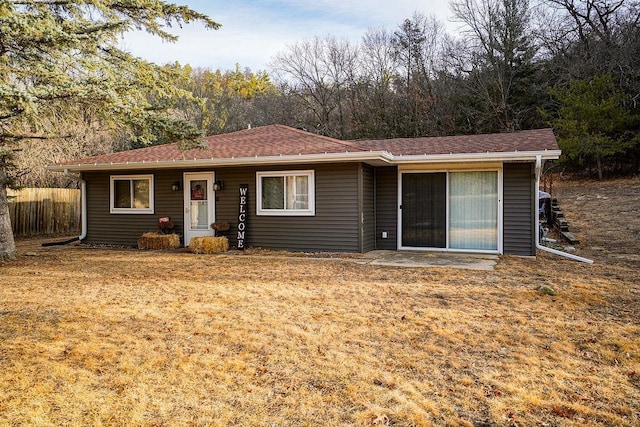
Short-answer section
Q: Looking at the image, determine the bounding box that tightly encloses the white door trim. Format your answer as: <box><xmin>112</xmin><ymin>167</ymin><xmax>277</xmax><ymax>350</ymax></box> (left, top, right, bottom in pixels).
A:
<box><xmin>183</xmin><ymin>172</ymin><xmax>215</xmax><ymax>246</ymax></box>
<box><xmin>397</xmin><ymin>167</ymin><xmax>503</xmax><ymax>254</ymax></box>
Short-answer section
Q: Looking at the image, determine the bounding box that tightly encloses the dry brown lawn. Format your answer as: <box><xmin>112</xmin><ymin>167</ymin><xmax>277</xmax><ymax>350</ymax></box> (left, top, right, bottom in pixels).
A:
<box><xmin>1</xmin><ymin>178</ymin><xmax>639</xmax><ymax>426</ymax></box>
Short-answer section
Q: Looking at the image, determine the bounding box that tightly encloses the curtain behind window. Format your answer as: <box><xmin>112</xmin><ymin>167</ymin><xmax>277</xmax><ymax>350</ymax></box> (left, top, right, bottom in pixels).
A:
<box><xmin>285</xmin><ymin>175</ymin><xmax>308</xmax><ymax>210</ymax></box>
<box><xmin>133</xmin><ymin>179</ymin><xmax>150</xmax><ymax>208</ymax></box>
<box><xmin>449</xmin><ymin>171</ymin><xmax>498</xmax><ymax>250</ymax></box>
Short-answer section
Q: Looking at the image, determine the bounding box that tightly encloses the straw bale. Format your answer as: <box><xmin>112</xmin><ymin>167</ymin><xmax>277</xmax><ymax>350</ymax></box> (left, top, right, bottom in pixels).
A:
<box><xmin>189</xmin><ymin>236</ymin><xmax>229</xmax><ymax>254</ymax></box>
<box><xmin>137</xmin><ymin>232</ymin><xmax>180</xmax><ymax>250</ymax></box>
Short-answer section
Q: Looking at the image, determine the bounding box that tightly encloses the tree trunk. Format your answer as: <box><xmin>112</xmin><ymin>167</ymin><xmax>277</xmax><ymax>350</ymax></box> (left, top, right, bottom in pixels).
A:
<box><xmin>0</xmin><ymin>165</ymin><xmax>17</xmax><ymax>259</ymax></box>
<box><xmin>596</xmin><ymin>152</ymin><xmax>603</xmax><ymax>181</ymax></box>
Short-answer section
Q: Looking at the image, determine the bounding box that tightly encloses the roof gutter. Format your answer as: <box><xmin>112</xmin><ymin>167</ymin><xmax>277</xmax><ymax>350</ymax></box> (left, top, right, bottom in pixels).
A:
<box><xmin>47</xmin><ymin>149</ymin><xmax>561</xmax><ymax>172</ymax></box>
<box><xmin>47</xmin><ymin>150</ymin><xmax>395</xmax><ymax>172</ymax></box>
<box><xmin>393</xmin><ymin>150</ymin><xmax>561</xmax><ymax>164</ymax></box>
<box><xmin>534</xmin><ymin>155</ymin><xmax>593</xmax><ymax>263</ymax></box>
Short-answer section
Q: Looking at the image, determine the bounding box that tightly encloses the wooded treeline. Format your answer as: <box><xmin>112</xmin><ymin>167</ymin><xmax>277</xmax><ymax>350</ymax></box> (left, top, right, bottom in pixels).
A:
<box><xmin>15</xmin><ymin>0</ymin><xmax>640</xmax><ymax>186</ymax></box>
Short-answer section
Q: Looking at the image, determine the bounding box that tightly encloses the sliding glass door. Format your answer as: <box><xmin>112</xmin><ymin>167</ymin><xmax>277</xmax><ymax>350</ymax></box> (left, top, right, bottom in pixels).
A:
<box><xmin>401</xmin><ymin>170</ymin><xmax>499</xmax><ymax>252</ymax></box>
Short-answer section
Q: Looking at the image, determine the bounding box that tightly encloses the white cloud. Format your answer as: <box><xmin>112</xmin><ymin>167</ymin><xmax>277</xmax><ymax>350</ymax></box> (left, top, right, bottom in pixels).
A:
<box><xmin>120</xmin><ymin>0</ymin><xmax>454</xmax><ymax>71</ymax></box>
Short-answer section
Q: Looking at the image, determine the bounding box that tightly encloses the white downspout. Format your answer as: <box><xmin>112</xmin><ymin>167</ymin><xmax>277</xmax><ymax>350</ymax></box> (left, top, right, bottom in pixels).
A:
<box><xmin>534</xmin><ymin>156</ymin><xmax>593</xmax><ymax>263</ymax></box>
<box><xmin>65</xmin><ymin>169</ymin><xmax>87</xmax><ymax>241</ymax></box>
<box><xmin>79</xmin><ymin>179</ymin><xmax>87</xmax><ymax>241</ymax></box>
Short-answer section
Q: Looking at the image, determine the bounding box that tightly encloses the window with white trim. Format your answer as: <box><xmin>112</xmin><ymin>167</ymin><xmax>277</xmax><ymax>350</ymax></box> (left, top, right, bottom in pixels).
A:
<box><xmin>110</xmin><ymin>175</ymin><xmax>154</xmax><ymax>214</ymax></box>
<box><xmin>256</xmin><ymin>170</ymin><xmax>315</xmax><ymax>216</ymax></box>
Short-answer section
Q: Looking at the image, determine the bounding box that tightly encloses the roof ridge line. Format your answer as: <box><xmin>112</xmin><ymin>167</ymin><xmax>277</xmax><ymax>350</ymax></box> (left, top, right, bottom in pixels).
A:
<box><xmin>273</xmin><ymin>124</ymin><xmax>374</xmax><ymax>152</ymax></box>
<box><xmin>351</xmin><ymin>127</ymin><xmax>555</xmax><ymax>144</ymax></box>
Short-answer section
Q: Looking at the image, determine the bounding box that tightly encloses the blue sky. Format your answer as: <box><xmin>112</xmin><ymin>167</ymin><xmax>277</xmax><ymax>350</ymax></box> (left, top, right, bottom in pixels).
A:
<box><xmin>121</xmin><ymin>0</ymin><xmax>454</xmax><ymax>72</ymax></box>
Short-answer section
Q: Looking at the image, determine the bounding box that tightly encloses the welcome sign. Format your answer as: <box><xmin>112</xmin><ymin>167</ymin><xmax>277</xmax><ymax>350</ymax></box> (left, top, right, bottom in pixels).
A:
<box><xmin>237</xmin><ymin>184</ymin><xmax>248</xmax><ymax>250</ymax></box>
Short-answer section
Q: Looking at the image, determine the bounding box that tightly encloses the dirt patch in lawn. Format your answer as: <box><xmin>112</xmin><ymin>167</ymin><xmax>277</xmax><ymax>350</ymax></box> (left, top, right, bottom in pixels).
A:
<box><xmin>549</xmin><ymin>176</ymin><xmax>640</xmax><ymax>268</ymax></box>
<box><xmin>1</xmin><ymin>178</ymin><xmax>639</xmax><ymax>426</ymax></box>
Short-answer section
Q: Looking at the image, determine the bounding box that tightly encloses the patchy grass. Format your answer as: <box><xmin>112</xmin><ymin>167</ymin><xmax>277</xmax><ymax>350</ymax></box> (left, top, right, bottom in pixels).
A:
<box><xmin>550</xmin><ymin>176</ymin><xmax>640</xmax><ymax>269</ymax></box>
<box><xmin>1</xmin><ymin>178</ymin><xmax>639</xmax><ymax>426</ymax></box>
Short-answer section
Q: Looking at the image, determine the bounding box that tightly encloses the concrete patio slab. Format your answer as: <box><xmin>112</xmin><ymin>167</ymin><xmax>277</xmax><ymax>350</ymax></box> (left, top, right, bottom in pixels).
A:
<box><xmin>356</xmin><ymin>250</ymin><xmax>498</xmax><ymax>270</ymax></box>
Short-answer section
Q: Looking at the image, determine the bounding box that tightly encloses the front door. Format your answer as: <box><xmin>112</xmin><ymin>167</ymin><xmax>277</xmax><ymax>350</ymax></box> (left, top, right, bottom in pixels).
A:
<box><xmin>184</xmin><ymin>172</ymin><xmax>215</xmax><ymax>246</ymax></box>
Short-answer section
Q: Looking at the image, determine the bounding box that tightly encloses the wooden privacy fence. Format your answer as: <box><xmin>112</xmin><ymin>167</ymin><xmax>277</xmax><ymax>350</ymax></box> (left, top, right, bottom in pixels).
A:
<box><xmin>8</xmin><ymin>188</ymin><xmax>81</xmax><ymax>236</ymax></box>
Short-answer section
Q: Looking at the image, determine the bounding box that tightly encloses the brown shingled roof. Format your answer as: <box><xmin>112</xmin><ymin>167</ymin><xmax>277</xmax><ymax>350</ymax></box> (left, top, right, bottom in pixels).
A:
<box><xmin>57</xmin><ymin>124</ymin><xmax>370</xmax><ymax>166</ymax></box>
<box><xmin>55</xmin><ymin>125</ymin><xmax>558</xmax><ymax>168</ymax></box>
<box><xmin>353</xmin><ymin>128</ymin><xmax>558</xmax><ymax>155</ymax></box>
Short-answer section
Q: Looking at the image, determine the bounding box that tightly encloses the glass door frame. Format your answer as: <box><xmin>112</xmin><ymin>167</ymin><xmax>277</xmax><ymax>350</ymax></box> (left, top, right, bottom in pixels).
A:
<box><xmin>183</xmin><ymin>171</ymin><xmax>215</xmax><ymax>246</ymax></box>
<box><xmin>397</xmin><ymin>166</ymin><xmax>503</xmax><ymax>254</ymax></box>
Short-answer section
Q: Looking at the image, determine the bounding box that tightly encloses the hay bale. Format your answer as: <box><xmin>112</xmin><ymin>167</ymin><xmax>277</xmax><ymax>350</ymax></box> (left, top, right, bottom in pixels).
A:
<box><xmin>189</xmin><ymin>236</ymin><xmax>229</xmax><ymax>254</ymax></box>
<box><xmin>138</xmin><ymin>232</ymin><xmax>180</xmax><ymax>250</ymax></box>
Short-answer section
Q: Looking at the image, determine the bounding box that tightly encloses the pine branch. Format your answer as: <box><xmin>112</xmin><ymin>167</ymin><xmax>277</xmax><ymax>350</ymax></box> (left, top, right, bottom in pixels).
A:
<box><xmin>1</xmin><ymin>132</ymin><xmax>73</xmax><ymax>140</ymax></box>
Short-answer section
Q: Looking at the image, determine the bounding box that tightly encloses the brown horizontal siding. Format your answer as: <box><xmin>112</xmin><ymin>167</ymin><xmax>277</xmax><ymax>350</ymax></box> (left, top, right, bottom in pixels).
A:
<box><xmin>206</xmin><ymin>163</ymin><xmax>361</xmax><ymax>252</ymax></box>
<box><xmin>362</xmin><ymin>165</ymin><xmax>376</xmax><ymax>252</ymax></box>
<box><xmin>375</xmin><ymin>166</ymin><xmax>398</xmax><ymax>250</ymax></box>
<box><xmin>84</xmin><ymin>164</ymin><xmax>362</xmax><ymax>251</ymax></box>
<box><xmin>83</xmin><ymin>170</ymin><xmax>185</xmax><ymax>245</ymax></box>
<box><xmin>503</xmin><ymin>163</ymin><xmax>535</xmax><ymax>256</ymax></box>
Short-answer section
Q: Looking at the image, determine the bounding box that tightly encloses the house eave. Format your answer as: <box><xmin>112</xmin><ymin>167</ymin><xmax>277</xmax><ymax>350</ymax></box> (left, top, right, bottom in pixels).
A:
<box><xmin>392</xmin><ymin>150</ymin><xmax>561</xmax><ymax>164</ymax></box>
<box><xmin>46</xmin><ymin>151</ymin><xmax>395</xmax><ymax>172</ymax></box>
<box><xmin>47</xmin><ymin>150</ymin><xmax>561</xmax><ymax>172</ymax></box>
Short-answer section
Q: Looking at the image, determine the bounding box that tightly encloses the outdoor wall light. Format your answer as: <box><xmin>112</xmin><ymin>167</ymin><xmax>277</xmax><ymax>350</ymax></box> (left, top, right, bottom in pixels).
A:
<box><xmin>213</xmin><ymin>179</ymin><xmax>224</xmax><ymax>191</ymax></box>
<box><xmin>171</xmin><ymin>181</ymin><xmax>181</xmax><ymax>192</ymax></box>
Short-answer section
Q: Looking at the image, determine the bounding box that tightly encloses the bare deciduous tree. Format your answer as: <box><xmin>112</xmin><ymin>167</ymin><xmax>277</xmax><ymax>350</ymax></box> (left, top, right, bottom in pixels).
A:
<box><xmin>270</xmin><ymin>36</ymin><xmax>359</xmax><ymax>137</ymax></box>
<box><xmin>355</xmin><ymin>28</ymin><xmax>398</xmax><ymax>137</ymax></box>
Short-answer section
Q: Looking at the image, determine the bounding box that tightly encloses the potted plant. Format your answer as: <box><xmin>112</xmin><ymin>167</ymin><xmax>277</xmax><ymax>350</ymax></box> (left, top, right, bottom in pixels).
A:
<box><xmin>157</xmin><ymin>217</ymin><xmax>175</xmax><ymax>234</ymax></box>
<box><xmin>138</xmin><ymin>217</ymin><xmax>180</xmax><ymax>250</ymax></box>
<box><xmin>211</xmin><ymin>220</ymin><xmax>230</xmax><ymax>237</ymax></box>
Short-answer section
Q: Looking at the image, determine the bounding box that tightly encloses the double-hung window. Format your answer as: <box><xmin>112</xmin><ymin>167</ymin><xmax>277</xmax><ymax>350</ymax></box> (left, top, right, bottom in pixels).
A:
<box><xmin>257</xmin><ymin>170</ymin><xmax>315</xmax><ymax>216</ymax></box>
<box><xmin>110</xmin><ymin>175</ymin><xmax>154</xmax><ymax>214</ymax></box>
